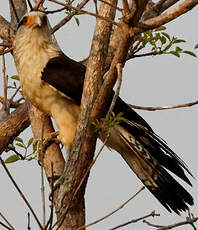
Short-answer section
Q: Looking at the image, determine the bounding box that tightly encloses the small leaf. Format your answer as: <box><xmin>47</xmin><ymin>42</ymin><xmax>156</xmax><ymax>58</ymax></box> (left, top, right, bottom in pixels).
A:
<box><xmin>5</xmin><ymin>155</ymin><xmax>20</xmax><ymax>163</ymax></box>
<box><xmin>176</xmin><ymin>46</ymin><xmax>182</xmax><ymax>52</ymax></box>
<box><xmin>160</xmin><ymin>36</ymin><xmax>166</xmax><ymax>45</ymax></box>
<box><xmin>74</xmin><ymin>17</ymin><xmax>80</xmax><ymax>26</ymax></box>
<box><xmin>194</xmin><ymin>44</ymin><xmax>198</xmax><ymax>49</ymax></box>
<box><xmin>27</xmin><ymin>138</ymin><xmax>34</xmax><ymax>148</ymax></box>
<box><xmin>163</xmin><ymin>42</ymin><xmax>172</xmax><ymax>52</ymax></box>
<box><xmin>183</xmin><ymin>50</ymin><xmax>197</xmax><ymax>57</ymax></box>
<box><xmin>11</xmin><ymin>75</ymin><xmax>20</xmax><ymax>81</ymax></box>
<box><xmin>173</xmin><ymin>39</ymin><xmax>186</xmax><ymax>44</ymax></box>
<box><xmin>169</xmin><ymin>51</ymin><xmax>180</xmax><ymax>57</ymax></box>
<box><xmin>16</xmin><ymin>143</ymin><xmax>26</xmax><ymax>148</ymax></box>
<box><xmin>161</xmin><ymin>32</ymin><xmax>170</xmax><ymax>41</ymax></box>
<box><xmin>15</xmin><ymin>137</ymin><xmax>23</xmax><ymax>143</ymax></box>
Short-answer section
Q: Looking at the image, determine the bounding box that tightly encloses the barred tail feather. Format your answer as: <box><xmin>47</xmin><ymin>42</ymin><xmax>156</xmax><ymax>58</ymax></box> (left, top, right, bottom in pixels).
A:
<box><xmin>113</xmin><ymin>128</ymin><xmax>194</xmax><ymax>214</ymax></box>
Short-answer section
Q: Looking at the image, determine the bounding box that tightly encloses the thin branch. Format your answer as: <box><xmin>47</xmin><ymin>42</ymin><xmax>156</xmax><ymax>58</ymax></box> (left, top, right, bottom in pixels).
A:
<box><xmin>27</xmin><ymin>213</ymin><xmax>31</xmax><ymax>230</ymax></box>
<box><xmin>2</xmin><ymin>55</ymin><xmax>8</xmax><ymax>112</ymax></box>
<box><xmin>110</xmin><ymin>211</ymin><xmax>160</xmax><ymax>230</ymax></box>
<box><xmin>51</xmin><ymin>0</ymin><xmax>90</xmax><ymax>33</ymax></box>
<box><xmin>0</xmin><ymin>221</ymin><xmax>12</xmax><ymax>230</ymax></box>
<box><xmin>27</xmin><ymin>0</ymin><xmax>33</xmax><ymax>10</ymax></box>
<box><xmin>40</xmin><ymin>117</ymin><xmax>46</xmax><ymax>228</ymax></box>
<box><xmin>129</xmin><ymin>99</ymin><xmax>198</xmax><ymax>111</ymax></box>
<box><xmin>45</xmin><ymin>163</ymin><xmax>54</xmax><ymax>230</ymax></box>
<box><xmin>49</xmin><ymin>0</ymin><xmax>120</xmax><ymax>27</ymax></box>
<box><xmin>45</xmin><ymin>6</ymin><xmax>67</xmax><ymax>14</ymax></box>
<box><xmin>106</xmin><ymin>63</ymin><xmax>123</xmax><ymax>119</ymax></box>
<box><xmin>76</xmin><ymin>186</ymin><xmax>145</xmax><ymax>230</ymax></box>
<box><xmin>0</xmin><ymin>212</ymin><xmax>14</xmax><ymax>230</ymax></box>
<box><xmin>143</xmin><ymin>216</ymin><xmax>198</xmax><ymax>230</ymax></box>
<box><xmin>9</xmin><ymin>0</ymin><xmax>20</xmax><ymax>23</ymax></box>
<box><xmin>0</xmin><ymin>156</ymin><xmax>43</xmax><ymax>230</ymax></box>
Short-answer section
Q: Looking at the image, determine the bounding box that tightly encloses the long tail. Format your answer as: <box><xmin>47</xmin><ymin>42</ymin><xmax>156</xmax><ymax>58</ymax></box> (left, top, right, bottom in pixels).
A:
<box><xmin>105</xmin><ymin>122</ymin><xmax>194</xmax><ymax>214</ymax></box>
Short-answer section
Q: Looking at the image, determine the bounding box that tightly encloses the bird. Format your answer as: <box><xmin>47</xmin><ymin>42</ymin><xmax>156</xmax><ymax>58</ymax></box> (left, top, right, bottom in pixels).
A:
<box><xmin>13</xmin><ymin>11</ymin><xmax>194</xmax><ymax>214</ymax></box>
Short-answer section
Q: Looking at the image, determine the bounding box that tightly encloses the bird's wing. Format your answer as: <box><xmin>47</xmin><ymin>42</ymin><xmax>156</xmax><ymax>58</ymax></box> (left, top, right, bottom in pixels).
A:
<box><xmin>41</xmin><ymin>53</ymin><xmax>194</xmax><ymax>213</ymax></box>
<box><xmin>41</xmin><ymin>52</ymin><xmax>86</xmax><ymax>105</ymax></box>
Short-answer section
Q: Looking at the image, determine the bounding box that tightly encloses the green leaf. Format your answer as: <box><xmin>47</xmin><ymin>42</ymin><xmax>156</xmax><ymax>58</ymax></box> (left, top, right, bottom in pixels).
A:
<box><xmin>27</xmin><ymin>138</ymin><xmax>34</xmax><ymax>148</ymax></box>
<box><xmin>175</xmin><ymin>46</ymin><xmax>182</xmax><ymax>52</ymax></box>
<box><xmin>161</xmin><ymin>32</ymin><xmax>170</xmax><ymax>41</ymax></box>
<box><xmin>160</xmin><ymin>36</ymin><xmax>166</xmax><ymax>45</ymax></box>
<box><xmin>194</xmin><ymin>44</ymin><xmax>198</xmax><ymax>49</ymax></box>
<box><xmin>173</xmin><ymin>39</ymin><xmax>186</xmax><ymax>44</ymax></box>
<box><xmin>15</xmin><ymin>137</ymin><xmax>23</xmax><ymax>143</ymax></box>
<box><xmin>183</xmin><ymin>50</ymin><xmax>197</xmax><ymax>57</ymax></box>
<box><xmin>169</xmin><ymin>51</ymin><xmax>180</xmax><ymax>57</ymax></box>
<box><xmin>11</xmin><ymin>75</ymin><xmax>20</xmax><ymax>81</ymax></box>
<box><xmin>5</xmin><ymin>155</ymin><xmax>20</xmax><ymax>163</ymax></box>
<box><xmin>16</xmin><ymin>143</ymin><xmax>26</xmax><ymax>148</ymax></box>
<box><xmin>163</xmin><ymin>42</ymin><xmax>172</xmax><ymax>52</ymax></box>
<box><xmin>74</xmin><ymin>17</ymin><xmax>80</xmax><ymax>26</ymax></box>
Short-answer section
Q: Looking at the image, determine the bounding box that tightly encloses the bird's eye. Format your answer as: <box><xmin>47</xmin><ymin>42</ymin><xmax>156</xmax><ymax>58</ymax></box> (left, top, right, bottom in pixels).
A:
<box><xmin>17</xmin><ymin>16</ymin><xmax>28</xmax><ymax>29</ymax></box>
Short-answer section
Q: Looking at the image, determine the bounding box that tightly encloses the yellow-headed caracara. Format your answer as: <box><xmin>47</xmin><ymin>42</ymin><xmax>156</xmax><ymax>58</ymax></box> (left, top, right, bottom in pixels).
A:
<box><xmin>13</xmin><ymin>11</ymin><xmax>194</xmax><ymax>214</ymax></box>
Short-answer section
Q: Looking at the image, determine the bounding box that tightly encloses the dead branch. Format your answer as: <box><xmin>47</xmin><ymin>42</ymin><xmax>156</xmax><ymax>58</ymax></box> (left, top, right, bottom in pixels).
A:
<box><xmin>0</xmin><ymin>156</ymin><xmax>43</xmax><ymax>230</ymax></box>
<box><xmin>143</xmin><ymin>216</ymin><xmax>198</xmax><ymax>229</ymax></box>
<box><xmin>0</xmin><ymin>212</ymin><xmax>14</xmax><ymax>230</ymax></box>
<box><xmin>110</xmin><ymin>210</ymin><xmax>160</xmax><ymax>230</ymax></box>
<box><xmin>76</xmin><ymin>186</ymin><xmax>145</xmax><ymax>230</ymax></box>
<box><xmin>49</xmin><ymin>0</ymin><xmax>120</xmax><ymax>27</ymax></box>
<box><xmin>51</xmin><ymin>0</ymin><xmax>90</xmax><ymax>33</ymax></box>
<box><xmin>129</xmin><ymin>99</ymin><xmax>198</xmax><ymax>111</ymax></box>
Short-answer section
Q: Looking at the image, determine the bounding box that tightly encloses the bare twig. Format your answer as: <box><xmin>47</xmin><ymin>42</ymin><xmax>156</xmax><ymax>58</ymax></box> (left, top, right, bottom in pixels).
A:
<box><xmin>0</xmin><ymin>221</ymin><xmax>12</xmax><ymax>230</ymax></box>
<box><xmin>143</xmin><ymin>216</ymin><xmax>198</xmax><ymax>230</ymax></box>
<box><xmin>106</xmin><ymin>63</ymin><xmax>123</xmax><ymax>119</ymax></box>
<box><xmin>27</xmin><ymin>0</ymin><xmax>33</xmax><ymax>11</ymax></box>
<box><xmin>110</xmin><ymin>210</ymin><xmax>160</xmax><ymax>230</ymax></box>
<box><xmin>93</xmin><ymin>0</ymin><xmax>98</xmax><ymax>14</ymax></box>
<box><xmin>0</xmin><ymin>212</ymin><xmax>14</xmax><ymax>230</ymax></box>
<box><xmin>2</xmin><ymin>55</ymin><xmax>8</xmax><ymax>112</ymax></box>
<box><xmin>9</xmin><ymin>0</ymin><xmax>20</xmax><ymax>23</ymax></box>
<box><xmin>40</xmin><ymin>117</ymin><xmax>46</xmax><ymax>228</ymax></box>
<box><xmin>51</xmin><ymin>0</ymin><xmax>90</xmax><ymax>33</ymax></box>
<box><xmin>49</xmin><ymin>0</ymin><xmax>120</xmax><ymax>27</ymax></box>
<box><xmin>76</xmin><ymin>186</ymin><xmax>145</xmax><ymax>230</ymax></box>
<box><xmin>45</xmin><ymin>6</ymin><xmax>67</xmax><ymax>14</ymax></box>
<box><xmin>129</xmin><ymin>99</ymin><xmax>198</xmax><ymax>111</ymax></box>
<box><xmin>0</xmin><ymin>156</ymin><xmax>43</xmax><ymax>230</ymax></box>
<box><xmin>27</xmin><ymin>213</ymin><xmax>31</xmax><ymax>230</ymax></box>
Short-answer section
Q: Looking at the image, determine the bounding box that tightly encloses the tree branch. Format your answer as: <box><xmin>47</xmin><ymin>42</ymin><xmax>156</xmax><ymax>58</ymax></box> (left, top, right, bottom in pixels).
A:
<box><xmin>129</xmin><ymin>99</ymin><xmax>198</xmax><ymax>111</ymax></box>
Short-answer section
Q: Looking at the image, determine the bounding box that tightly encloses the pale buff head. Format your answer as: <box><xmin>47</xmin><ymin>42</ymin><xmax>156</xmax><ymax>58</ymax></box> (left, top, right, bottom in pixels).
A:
<box><xmin>13</xmin><ymin>11</ymin><xmax>60</xmax><ymax>72</ymax></box>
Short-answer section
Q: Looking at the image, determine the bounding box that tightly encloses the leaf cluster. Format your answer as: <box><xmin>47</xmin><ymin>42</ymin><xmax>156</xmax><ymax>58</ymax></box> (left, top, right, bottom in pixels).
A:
<box><xmin>5</xmin><ymin>137</ymin><xmax>37</xmax><ymax>163</ymax></box>
<box><xmin>140</xmin><ymin>26</ymin><xmax>197</xmax><ymax>57</ymax></box>
<box><xmin>93</xmin><ymin>112</ymin><xmax>125</xmax><ymax>133</ymax></box>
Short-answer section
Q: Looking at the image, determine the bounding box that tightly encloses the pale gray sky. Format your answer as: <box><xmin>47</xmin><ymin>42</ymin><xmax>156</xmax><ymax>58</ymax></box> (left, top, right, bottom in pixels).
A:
<box><xmin>0</xmin><ymin>1</ymin><xmax>198</xmax><ymax>230</ymax></box>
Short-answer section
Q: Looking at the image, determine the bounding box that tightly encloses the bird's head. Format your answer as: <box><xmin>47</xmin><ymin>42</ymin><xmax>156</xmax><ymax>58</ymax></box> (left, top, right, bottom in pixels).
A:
<box><xmin>17</xmin><ymin>11</ymin><xmax>47</xmax><ymax>30</ymax></box>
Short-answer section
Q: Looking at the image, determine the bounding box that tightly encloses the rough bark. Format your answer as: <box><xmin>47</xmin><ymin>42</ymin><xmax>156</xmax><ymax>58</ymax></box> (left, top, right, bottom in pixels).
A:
<box><xmin>0</xmin><ymin>102</ymin><xmax>29</xmax><ymax>154</ymax></box>
<box><xmin>54</xmin><ymin>1</ymin><xmax>118</xmax><ymax>229</ymax></box>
